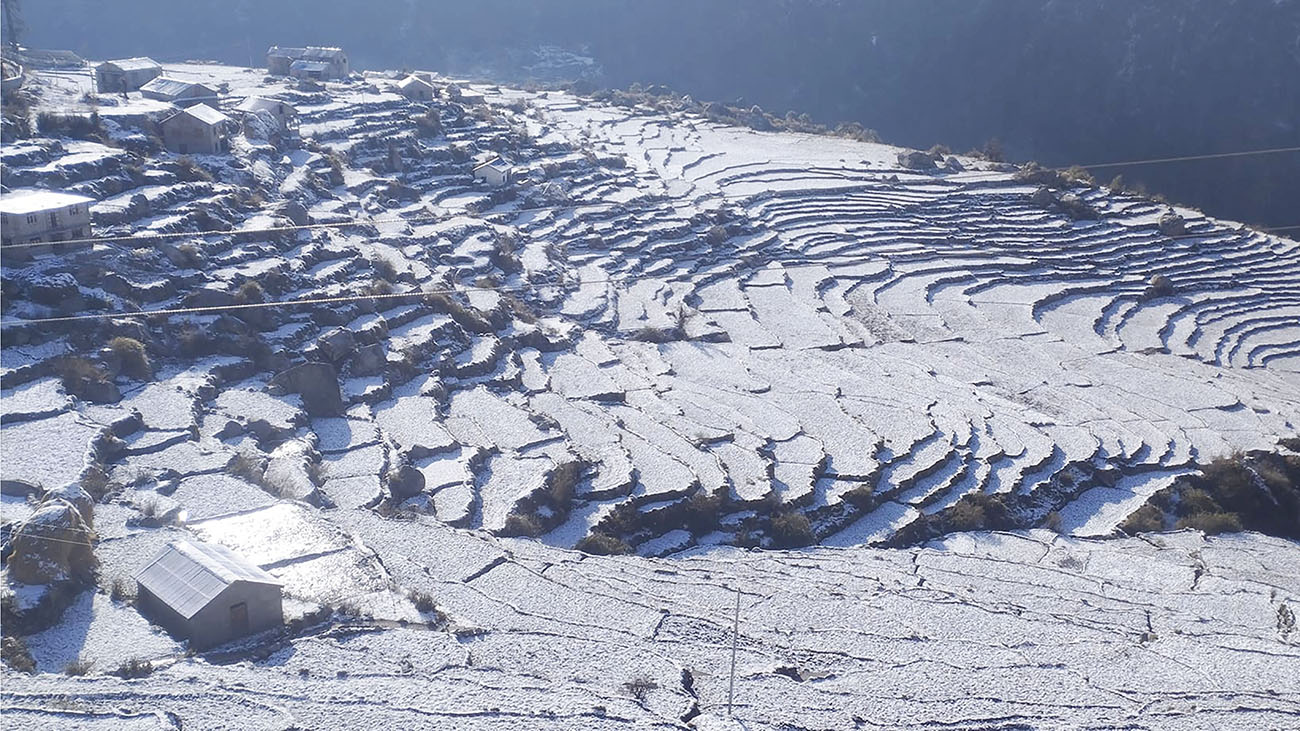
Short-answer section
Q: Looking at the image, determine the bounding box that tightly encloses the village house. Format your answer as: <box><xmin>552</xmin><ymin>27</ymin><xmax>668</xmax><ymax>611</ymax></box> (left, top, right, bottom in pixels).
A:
<box><xmin>473</xmin><ymin>157</ymin><xmax>513</xmax><ymax>187</ymax></box>
<box><xmin>160</xmin><ymin>103</ymin><xmax>233</xmax><ymax>155</ymax></box>
<box><xmin>135</xmin><ymin>541</ymin><xmax>283</xmax><ymax>650</ymax></box>
<box><xmin>397</xmin><ymin>74</ymin><xmax>435</xmax><ymax>102</ymax></box>
<box><xmin>0</xmin><ymin>190</ymin><xmax>95</xmax><ymax>246</ymax></box>
<box><xmin>95</xmin><ymin>57</ymin><xmax>162</xmax><ymax>92</ymax></box>
<box><xmin>234</xmin><ymin>96</ymin><xmax>298</xmax><ymax>135</ymax></box>
<box><xmin>140</xmin><ymin>77</ymin><xmax>219</xmax><ymax>107</ymax></box>
<box><xmin>266</xmin><ymin>46</ymin><xmax>349</xmax><ymax>80</ymax></box>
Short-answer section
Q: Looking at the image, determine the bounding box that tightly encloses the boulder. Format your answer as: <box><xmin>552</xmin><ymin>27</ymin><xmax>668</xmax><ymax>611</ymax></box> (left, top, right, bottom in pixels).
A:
<box><xmin>8</xmin><ymin>499</ymin><xmax>98</xmax><ymax>585</ymax></box>
<box><xmin>269</xmin><ymin>361</ymin><xmax>343</xmax><ymax>417</ymax></box>
<box><xmin>896</xmin><ymin>151</ymin><xmax>937</xmax><ymax>171</ymax></box>
<box><xmin>1159</xmin><ymin>212</ymin><xmax>1187</xmax><ymax>237</ymax></box>
<box><xmin>317</xmin><ymin>328</ymin><xmax>357</xmax><ymax>363</ymax></box>
<box><xmin>263</xmin><ymin>439</ymin><xmax>326</xmax><ymax>505</ymax></box>
<box><xmin>43</xmin><ymin>484</ymin><xmax>94</xmax><ymax>528</ymax></box>
<box><xmin>280</xmin><ymin>200</ymin><xmax>309</xmax><ymax>227</ymax></box>
<box><xmin>944</xmin><ymin>156</ymin><xmax>966</xmax><ymax>172</ymax></box>
<box><xmin>350</xmin><ymin>342</ymin><xmax>387</xmax><ymax>376</ymax></box>
<box><xmin>1030</xmin><ymin>186</ymin><xmax>1056</xmax><ymax>209</ymax></box>
<box><xmin>386</xmin><ymin>463</ymin><xmax>426</xmax><ymax>501</ymax></box>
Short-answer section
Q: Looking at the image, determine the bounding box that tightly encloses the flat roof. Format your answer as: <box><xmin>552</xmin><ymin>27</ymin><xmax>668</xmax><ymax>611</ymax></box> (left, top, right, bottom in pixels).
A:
<box><xmin>0</xmin><ymin>189</ymin><xmax>97</xmax><ymax>215</ymax></box>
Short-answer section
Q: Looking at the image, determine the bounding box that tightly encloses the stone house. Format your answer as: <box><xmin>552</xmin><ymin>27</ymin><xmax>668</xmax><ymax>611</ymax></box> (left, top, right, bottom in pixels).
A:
<box><xmin>135</xmin><ymin>540</ymin><xmax>283</xmax><ymax>650</ymax></box>
<box><xmin>160</xmin><ymin>103</ymin><xmax>233</xmax><ymax>155</ymax></box>
<box><xmin>95</xmin><ymin>57</ymin><xmax>162</xmax><ymax>92</ymax></box>
<box><xmin>267</xmin><ymin>46</ymin><xmax>349</xmax><ymax>80</ymax></box>
<box><xmin>0</xmin><ymin>190</ymin><xmax>95</xmax><ymax>246</ymax></box>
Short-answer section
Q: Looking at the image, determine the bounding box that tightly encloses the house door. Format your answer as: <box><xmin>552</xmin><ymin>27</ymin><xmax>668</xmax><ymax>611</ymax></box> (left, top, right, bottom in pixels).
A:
<box><xmin>230</xmin><ymin>602</ymin><xmax>249</xmax><ymax>636</ymax></box>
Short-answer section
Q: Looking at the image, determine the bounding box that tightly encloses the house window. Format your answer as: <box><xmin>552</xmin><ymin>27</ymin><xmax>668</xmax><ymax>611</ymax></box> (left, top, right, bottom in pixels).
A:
<box><xmin>27</xmin><ymin>214</ymin><xmax>37</xmax><ymax>224</ymax></box>
<box><xmin>48</xmin><ymin>212</ymin><xmax>59</xmax><ymax>226</ymax></box>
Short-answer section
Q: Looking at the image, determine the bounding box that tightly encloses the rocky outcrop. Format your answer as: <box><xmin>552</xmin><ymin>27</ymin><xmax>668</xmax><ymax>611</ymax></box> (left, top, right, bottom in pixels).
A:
<box><xmin>7</xmin><ymin>499</ymin><xmax>98</xmax><ymax>585</ymax></box>
<box><xmin>269</xmin><ymin>362</ymin><xmax>344</xmax><ymax>417</ymax></box>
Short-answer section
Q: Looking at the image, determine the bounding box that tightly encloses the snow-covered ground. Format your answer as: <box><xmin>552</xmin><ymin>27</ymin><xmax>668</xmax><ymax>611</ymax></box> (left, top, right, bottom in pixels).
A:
<box><xmin>3</xmin><ymin>61</ymin><xmax>1300</xmax><ymax>729</ymax></box>
<box><xmin>4</xmin><ymin>527</ymin><xmax>1299</xmax><ymax>729</ymax></box>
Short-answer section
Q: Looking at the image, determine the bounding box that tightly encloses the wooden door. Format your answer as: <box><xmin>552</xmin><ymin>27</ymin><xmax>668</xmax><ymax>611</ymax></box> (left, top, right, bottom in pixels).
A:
<box><xmin>230</xmin><ymin>602</ymin><xmax>249</xmax><ymax>636</ymax></box>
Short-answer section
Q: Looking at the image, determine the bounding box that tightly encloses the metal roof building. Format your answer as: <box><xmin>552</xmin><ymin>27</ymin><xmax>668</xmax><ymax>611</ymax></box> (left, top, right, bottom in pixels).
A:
<box><xmin>135</xmin><ymin>540</ymin><xmax>283</xmax><ymax>649</ymax></box>
<box><xmin>140</xmin><ymin>77</ymin><xmax>219</xmax><ymax>106</ymax></box>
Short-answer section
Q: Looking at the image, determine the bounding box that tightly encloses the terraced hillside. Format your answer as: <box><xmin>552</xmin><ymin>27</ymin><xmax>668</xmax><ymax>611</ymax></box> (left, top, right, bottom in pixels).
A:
<box><xmin>3</xmin><ymin>61</ymin><xmax>1300</xmax><ymax>730</ymax></box>
<box><xmin>3</xmin><ymin>64</ymin><xmax>1299</xmax><ymax>558</ymax></box>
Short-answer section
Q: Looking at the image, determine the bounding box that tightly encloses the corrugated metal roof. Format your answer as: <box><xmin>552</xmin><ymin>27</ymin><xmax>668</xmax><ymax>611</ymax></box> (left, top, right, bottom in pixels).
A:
<box><xmin>135</xmin><ymin>540</ymin><xmax>279</xmax><ymax>619</ymax></box>
<box><xmin>0</xmin><ymin>189</ymin><xmax>96</xmax><ymax>215</ymax></box>
<box><xmin>141</xmin><ymin>77</ymin><xmax>214</xmax><ymax>99</ymax></box>
<box><xmin>101</xmin><ymin>57</ymin><xmax>161</xmax><ymax>72</ymax></box>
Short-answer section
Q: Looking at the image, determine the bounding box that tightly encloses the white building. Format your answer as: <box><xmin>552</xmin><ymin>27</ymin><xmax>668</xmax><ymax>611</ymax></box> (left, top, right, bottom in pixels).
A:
<box><xmin>397</xmin><ymin>74</ymin><xmax>435</xmax><ymax>102</ymax></box>
<box><xmin>135</xmin><ymin>541</ymin><xmax>283</xmax><ymax>650</ymax></box>
<box><xmin>234</xmin><ymin>96</ymin><xmax>298</xmax><ymax>135</ymax></box>
<box><xmin>0</xmin><ymin>190</ymin><xmax>95</xmax><ymax>246</ymax></box>
<box><xmin>473</xmin><ymin>158</ymin><xmax>512</xmax><ymax>187</ymax></box>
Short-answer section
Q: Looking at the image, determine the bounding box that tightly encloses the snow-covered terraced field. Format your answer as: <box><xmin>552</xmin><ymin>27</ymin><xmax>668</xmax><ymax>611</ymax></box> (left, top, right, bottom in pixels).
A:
<box><xmin>3</xmin><ymin>62</ymin><xmax>1300</xmax><ymax>727</ymax></box>
<box><xmin>3</xmin><ymin>64</ymin><xmax>1298</xmax><ymax>554</ymax></box>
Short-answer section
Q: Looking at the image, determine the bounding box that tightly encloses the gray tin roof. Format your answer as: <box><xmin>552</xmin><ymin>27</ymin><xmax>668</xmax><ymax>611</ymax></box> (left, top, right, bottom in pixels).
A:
<box><xmin>135</xmin><ymin>540</ymin><xmax>279</xmax><ymax>619</ymax></box>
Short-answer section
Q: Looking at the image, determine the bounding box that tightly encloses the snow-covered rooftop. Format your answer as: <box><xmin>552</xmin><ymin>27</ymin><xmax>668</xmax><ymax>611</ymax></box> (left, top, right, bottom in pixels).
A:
<box><xmin>99</xmin><ymin>57</ymin><xmax>160</xmax><ymax>72</ymax></box>
<box><xmin>269</xmin><ymin>46</ymin><xmax>345</xmax><ymax>61</ymax></box>
<box><xmin>398</xmin><ymin>75</ymin><xmax>434</xmax><ymax>91</ymax></box>
<box><xmin>0</xmin><ymin>189</ymin><xmax>96</xmax><ymax>215</ymax></box>
<box><xmin>135</xmin><ymin>540</ymin><xmax>280</xmax><ymax>619</ymax></box>
<box><xmin>169</xmin><ymin>102</ymin><xmax>232</xmax><ymax>127</ymax></box>
<box><xmin>140</xmin><ymin>76</ymin><xmax>214</xmax><ymax>99</ymax></box>
<box><xmin>234</xmin><ymin>96</ymin><xmax>295</xmax><ymax>115</ymax></box>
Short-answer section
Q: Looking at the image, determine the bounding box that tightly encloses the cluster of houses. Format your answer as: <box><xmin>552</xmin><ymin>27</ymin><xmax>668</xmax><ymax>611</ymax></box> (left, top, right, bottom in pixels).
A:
<box><xmin>90</xmin><ymin>47</ymin><xmax>348</xmax><ymax>158</ymax></box>
<box><xmin>4</xmin><ymin>44</ymin><xmax>520</xmax><ymax>248</ymax></box>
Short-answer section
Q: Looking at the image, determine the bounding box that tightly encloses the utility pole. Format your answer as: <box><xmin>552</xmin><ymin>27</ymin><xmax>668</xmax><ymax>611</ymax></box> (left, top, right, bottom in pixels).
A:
<box><xmin>727</xmin><ymin>586</ymin><xmax>741</xmax><ymax>717</ymax></box>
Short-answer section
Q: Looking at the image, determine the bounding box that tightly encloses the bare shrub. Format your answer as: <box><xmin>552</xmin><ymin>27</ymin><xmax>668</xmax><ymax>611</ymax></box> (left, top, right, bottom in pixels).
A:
<box><xmin>576</xmin><ymin>532</ymin><xmax>632</xmax><ymax>556</ymax></box>
<box><xmin>117</xmin><ymin>658</ymin><xmax>154</xmax><ymax>679</ymax></box>
<box><xmin>63</xmin><ymin>659</ymin><xmax>94</xmax><ymax>676</ymax></box>
<box><xmin>624</xmin><ymin>674</ymin><xmax>658</xmax><ymax>703</ymax></box>
<box><xmin>769</xmin><ymin>510</ymin><xmax>814</xmax><ymax>548</ymax></box>
<box><xmin>106</xmin><ymin>337</ymin><xmax>152</xmax><ymax>380</ymax></box>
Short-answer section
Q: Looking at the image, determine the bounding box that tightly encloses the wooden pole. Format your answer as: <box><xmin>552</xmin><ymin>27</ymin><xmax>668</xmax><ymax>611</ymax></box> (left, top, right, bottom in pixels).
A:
<box><xmin>727</xmin><ymin>586</ymin><xmax>741</xmax><ymax>717</ymax></box>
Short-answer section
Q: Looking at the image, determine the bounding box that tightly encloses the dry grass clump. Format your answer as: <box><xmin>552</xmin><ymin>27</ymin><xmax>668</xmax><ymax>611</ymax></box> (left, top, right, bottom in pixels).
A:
<box><xmin>106</xmin><ymin>337</ymin><xmax>152</xmax><ymax>380</ymax></box>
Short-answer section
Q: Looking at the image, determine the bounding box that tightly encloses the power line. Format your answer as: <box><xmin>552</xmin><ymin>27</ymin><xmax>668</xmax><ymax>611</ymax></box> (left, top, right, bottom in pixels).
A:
<box><xmin>1077</xmin><ymin>145</ymin><xmax>1300</xmax><ymax>170</ymax></box>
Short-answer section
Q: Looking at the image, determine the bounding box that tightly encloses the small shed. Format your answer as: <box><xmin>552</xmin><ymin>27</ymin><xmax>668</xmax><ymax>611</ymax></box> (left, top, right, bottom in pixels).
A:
<box><xmin>95</xmin><ymin>57</ymin><xmax>162</xmax><ymax>92</ymax></box>
<box><xmin>135</xmin><ymin>540</ymin><xmax>283</xmax><ymax>650</ymax></box>
<box><xmin>234</xmin><ymin>96</ymin><xmax>298</xmax><ymax>134</ymax></box>
<box><xmin>140</xmin><ymin>77</ymin><xmax>219</xmax><ymax>107</ymax></box>
<box><xmin>160</xmin><ymin>103</ymin><xmax>232</xmax><ymax>155</ymax></box>
<box><xmin>473</xmin><ymin>157</ymin><xmax>512</xmax><ymax>187</ymax></box>
<box><xmin>397</xmin><ymin>74</ymin><xmax>435</xmax><ymax>101</ymax></box>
